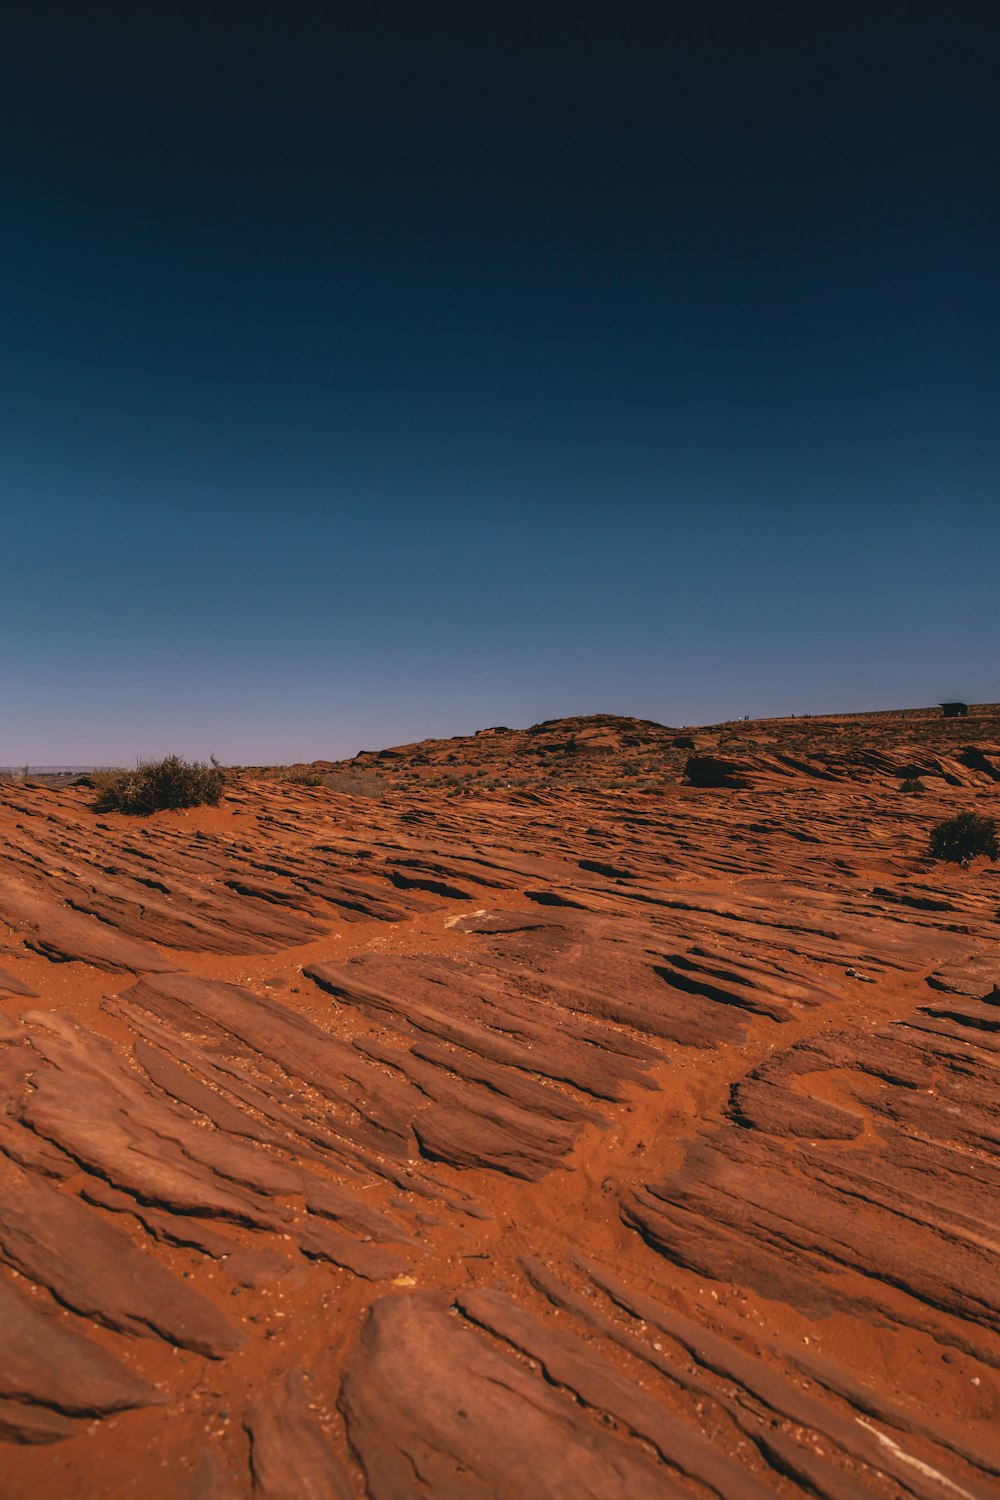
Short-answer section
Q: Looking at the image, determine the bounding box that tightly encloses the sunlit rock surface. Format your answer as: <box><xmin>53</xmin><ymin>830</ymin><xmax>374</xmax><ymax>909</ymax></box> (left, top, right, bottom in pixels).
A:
<box><xmin>1</xmin><ymin>705</ymin><xmax>998</xmax><ymax>1497</ymax></box>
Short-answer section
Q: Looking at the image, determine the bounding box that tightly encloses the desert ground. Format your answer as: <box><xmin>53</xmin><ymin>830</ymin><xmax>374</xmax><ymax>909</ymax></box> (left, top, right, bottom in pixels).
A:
<box><xmin>0</xmin><ymin>706</ymin><xmax>998</xmax><ymax>1499</ymax></box>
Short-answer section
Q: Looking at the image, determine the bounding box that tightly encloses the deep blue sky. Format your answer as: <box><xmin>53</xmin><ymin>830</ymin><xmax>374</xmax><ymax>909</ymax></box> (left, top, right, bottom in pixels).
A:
<box><xmin>2</xmin><ymin>2</ymin><xmax>997</xmax><ymax>763</ymax></box>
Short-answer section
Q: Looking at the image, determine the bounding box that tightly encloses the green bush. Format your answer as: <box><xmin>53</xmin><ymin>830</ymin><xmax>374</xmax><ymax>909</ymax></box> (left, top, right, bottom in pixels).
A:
<box><xmin>93</xmin><ymin>755</ymin><xmax>225</xmax><ymax>814</ymax></box>
<box><xmin>928</xmin><ymin>811</ymin><xmax>999</xmax><ymax>864</ymax></box>
<box><xmin>899</xmin><ymin>777</ymin><xmax>924</xmax><ymax>794</ymax></box>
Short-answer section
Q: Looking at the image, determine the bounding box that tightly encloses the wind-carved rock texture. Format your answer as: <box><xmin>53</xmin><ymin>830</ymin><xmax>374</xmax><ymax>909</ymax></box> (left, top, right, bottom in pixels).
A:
<box><xmin>0</xmin><ymin>704</ymin><xmax>998</xmax><ymax>1497</ymax></box>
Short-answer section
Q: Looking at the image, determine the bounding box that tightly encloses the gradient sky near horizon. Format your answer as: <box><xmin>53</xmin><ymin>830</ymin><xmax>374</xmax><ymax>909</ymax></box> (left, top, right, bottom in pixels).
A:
<box><xmin>2</xmin><ymin>2</ymin><xmax>997</xmax><ymax>764</ymax></box>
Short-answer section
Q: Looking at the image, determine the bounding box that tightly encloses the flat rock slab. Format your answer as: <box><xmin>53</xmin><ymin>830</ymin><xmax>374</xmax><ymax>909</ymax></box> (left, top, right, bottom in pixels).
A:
<box><xmin>0</xmin><ymin>967</ymin><xmax>38</xmax><ymax>998</ymax></box>
<box><xmin>0</xmin><ymin>876</ymin><xmax>176</xmax><ymax>972</ymax></box>
<box><xmin>246</xmin><ymin>1369</ymin><xmax>353</xmax><ymax>1500</ymax></box>
<box><xmin>0</xmin><ymin>1157</ymin><xmax>242</xmax><ymax>1358</ymax></box>
<box><xmin>0</xmin><ymin>1276</ymin><xmax>161</xmax><ymax>1419</ymax></box>
<box><xmin>339</xmin><ymin>1294</ymin><xmax>675</xmax><ymax>1499</ymax></box>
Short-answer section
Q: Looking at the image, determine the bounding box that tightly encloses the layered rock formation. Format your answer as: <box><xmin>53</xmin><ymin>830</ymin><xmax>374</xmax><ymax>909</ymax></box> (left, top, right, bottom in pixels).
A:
<box><xmin>0</xmin><ymin>705</ymin><xmax>998</xmax><ymax>1497</ymax></box>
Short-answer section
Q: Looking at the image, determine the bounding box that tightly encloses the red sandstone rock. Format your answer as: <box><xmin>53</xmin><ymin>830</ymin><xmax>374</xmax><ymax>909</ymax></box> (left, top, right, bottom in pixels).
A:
<box><xmin>1</xmin><ymin>704</ymin><xmax>998</xmax><ymax>1497</ymax></box>
<box><xmin>0</xmin><ymin>1277</ymin><xmax>161</xmax><ymax>1420</ymax></box>
<box><xmin>0</xmin><ymin>1157</ymin><xmax>243</xmax><ymax>1357</ymax></box>
<box><xmin>339</xmin><ymin>1294</ymin><xmax>672</xmax><ymax>1498</ymax></box>
<box><xmin>246</xmin><ymin>1370</ymin><xmax>353</xmax><ymax>1499</ymax></box>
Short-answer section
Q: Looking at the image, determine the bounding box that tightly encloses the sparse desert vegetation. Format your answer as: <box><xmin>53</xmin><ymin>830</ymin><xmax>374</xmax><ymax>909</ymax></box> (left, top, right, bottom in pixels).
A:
<box><xmin>269</xmin><ymin>767</ymin><xmax>328</xmax><ymax>787</ymax></box>
<box><xmin>92</xmin><ymin>754</ymin><xmax>225</xmax><ymax>813</ymax></box>
<box><xmin>928</xmin><ymin>809</ymin><xmax>999</xmax><ymax>864</ymax></box>
<box><xmin>264</xmin><ymin>767</ymin><xmax>386</xmax><ymax>796</ymax></box>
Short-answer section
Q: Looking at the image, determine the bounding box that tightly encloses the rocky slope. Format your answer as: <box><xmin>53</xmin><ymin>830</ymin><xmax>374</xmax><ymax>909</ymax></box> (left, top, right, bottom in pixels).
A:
<box><xmin>329</xmin><ymin>703</ymin><xmax>1000</xmax><ymax>793</ymax></box>
<box><xmin>1</xmin><ymin>705</ymin><xmax>998</xmax><ymax>1498</ymax></box>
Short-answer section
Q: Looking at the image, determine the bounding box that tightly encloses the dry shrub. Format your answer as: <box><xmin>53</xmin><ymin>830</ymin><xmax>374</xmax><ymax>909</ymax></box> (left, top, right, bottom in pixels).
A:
<box><xmin>93</xmin><ymin>755</ymin><xmax>225</xmax><ymax>814</ymax></box>
<box><xmin>267</xmin><ymin>767</ymin><xmax>385</xmax><ymax>797</ymax></box>
<box><xmin>319</xmin><ymin>770</ymin><xmax>385</xmax><ymax>797</ymax></box>
<box><xmin>273</xmin><ymin>768</ymin><xmax>326</xmax><ymax>787</ymax></box>
<box><xmin>928</xmin><ymin>811</ymin><xmax>999</xmax><ymax>864</ymax></box>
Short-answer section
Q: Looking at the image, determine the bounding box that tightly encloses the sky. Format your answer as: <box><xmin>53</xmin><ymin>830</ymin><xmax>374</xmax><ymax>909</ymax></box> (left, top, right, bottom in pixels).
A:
<box><xmin>1</xmin><ymin>2</ymin><xmax>997</xmax><ymax>764</ymax></box>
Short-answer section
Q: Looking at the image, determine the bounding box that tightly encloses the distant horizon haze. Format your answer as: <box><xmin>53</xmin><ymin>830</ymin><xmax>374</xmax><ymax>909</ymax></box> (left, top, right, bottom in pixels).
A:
<box><xmin>2</xmin><ymin>3</ymin><xmax>996</xmax><ymax>763</ymax></box>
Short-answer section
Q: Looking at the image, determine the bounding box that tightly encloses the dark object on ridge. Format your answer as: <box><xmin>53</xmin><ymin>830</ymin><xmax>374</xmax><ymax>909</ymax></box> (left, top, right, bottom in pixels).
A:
<box><xmin>940</xmin><ymin>701</ymin><xmax>969</xmax><ymax>717</ymax></box>
<box><xmin>928</xmin><ymin>811</ymin><xmax>999</xmax><ymax>865</ymax></box>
